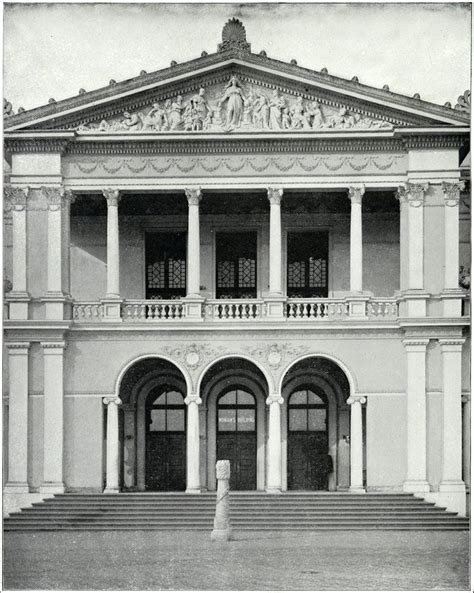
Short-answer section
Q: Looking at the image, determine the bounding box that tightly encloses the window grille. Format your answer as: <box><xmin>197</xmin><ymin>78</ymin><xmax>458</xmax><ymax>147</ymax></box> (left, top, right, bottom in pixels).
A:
<box><xmin>238</xmin><ymin>258</ymin><xmax>256</xmax><ymax>288</ymax></box>
<box><xmin>168</xmin><ymin>259</ymin><xmax>186</xmax><ymax>289</ymax></box>
<box><xmin>309</xmin><ymin>258</ymin><xmax>327</xmax><ymax>287</ymax></box>
<box><xmin>147</xmin><ymin>262</ymin><xmax>165</xmax><ymax>288</ymax></box>
<box><xmin>217</xmin><ymin>261</ymin><xmax>235</xmax><ymax>288</ymax></box>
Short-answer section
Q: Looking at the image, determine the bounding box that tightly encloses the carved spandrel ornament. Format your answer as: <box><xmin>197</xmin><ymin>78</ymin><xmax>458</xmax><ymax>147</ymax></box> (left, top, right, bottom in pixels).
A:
<box><xmin>77</xmin><ymin>75</ymin><xmax>393</xmax><ymax>135</ymax></box>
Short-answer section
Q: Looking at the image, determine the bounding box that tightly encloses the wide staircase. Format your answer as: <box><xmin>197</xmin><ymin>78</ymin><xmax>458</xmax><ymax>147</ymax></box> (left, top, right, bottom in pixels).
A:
<box><xmin>4</xmin><ymin>492</ymin><xmax>469</xmax><ymax>531</ymax></box>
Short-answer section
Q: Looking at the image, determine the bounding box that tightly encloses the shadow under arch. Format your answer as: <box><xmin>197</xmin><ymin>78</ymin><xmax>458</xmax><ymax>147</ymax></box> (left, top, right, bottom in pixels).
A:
<box><xmin>278</xmin><ymin>352</ymin><xmax>356</xmax><ymax>398</ymax></box>
<box><xmin>199</xmin><ymin>357</ymin><xmax>270</xmax><ymax>491</ymax></box>
<box><xmin>197</xmin><ymin>353</ymin><xmax>273</xmax><ymax>395</ymax></box>
<box><xmin>280</xmin><ymin>355</ymin><xmax>353</xmax><ymax>492</ymax></box>
<box><xmin>115</xmin><ymin>356</ymin><xmax>190</xmax><ymax>492</ymax></box>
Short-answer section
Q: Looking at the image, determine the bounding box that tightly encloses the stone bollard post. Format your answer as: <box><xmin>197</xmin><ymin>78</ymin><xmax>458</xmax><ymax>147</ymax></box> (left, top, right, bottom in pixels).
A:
<box><xmin>211</xmin><ymin>459</ymin><xmax>232</xmax><ymax>541</ymax></box>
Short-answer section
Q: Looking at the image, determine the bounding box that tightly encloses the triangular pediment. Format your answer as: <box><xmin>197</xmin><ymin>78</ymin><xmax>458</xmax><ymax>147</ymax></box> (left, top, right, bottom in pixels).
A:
<box><xmin>4</xmin><ymin>21</ymin><xmax>469</xmax><ymax>134</ymax></box>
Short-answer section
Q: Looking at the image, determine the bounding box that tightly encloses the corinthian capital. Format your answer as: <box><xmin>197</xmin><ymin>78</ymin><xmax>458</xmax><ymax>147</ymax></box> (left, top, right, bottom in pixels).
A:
<box><xmin>103</xmin><ymin>189</ymin><xmax>120</xmax><ymax>207</ymax></box>
<box><xmin>405</xmin><ymin>182</ymin><xmax>429</xmax><ymax>207</ymax></box>
<box><xmin>185</xmin><ymin>187</ymin><xmax>202</xmax><ymax>206</ymax></box>
<box><xmin>42</xmin><ymin>186</ymin><xmax>65</xmax><ymax>211</ymax></box>
<box><xmin>4</xmin><ymin>185</ymin><xmax>28</xmax><ymax>211</ymax></box>
<box><xmin>267</xmin><ymin>187</ymin><xmax>283</xmax><ymax>205</ymax></box>
<box><xmin>348</xmin><ymin>185</ymin><xmax>365</xmax><ymax>205</ymax></box>
<box><xmin>442</xmin><ymin>181</ymin><xmax>465</xmax><ymax>207</ymax></box>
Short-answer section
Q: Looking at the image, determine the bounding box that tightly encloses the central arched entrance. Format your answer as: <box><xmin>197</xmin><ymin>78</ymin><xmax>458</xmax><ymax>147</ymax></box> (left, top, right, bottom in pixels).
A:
<box><xmin>216</xmin><ymin>387</ymin><xmax>257</xmax><ymax>490</ymax></box>
<box><xmin>287</xmin><ymin>387</ymin><xmax>330</xmax><ymax>490</ymax></box>
<box><xmin>145</xmin><ymin>387</ymin><xmax>186</xmax><ymax>491</ymax></box>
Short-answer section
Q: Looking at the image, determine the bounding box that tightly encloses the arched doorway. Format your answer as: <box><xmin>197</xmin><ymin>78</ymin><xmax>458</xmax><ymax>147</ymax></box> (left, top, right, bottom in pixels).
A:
<box><xmin>117</xmin><ymin>357</ymin><xmax>189</xmax><ymax>491</ymax></box>
<box><xmin>216</xmin><ymin>387</ymin><xmax>257</xmax><ymax>490</ymax></box>
<box><xmin>145</xmin><ymin>387</ymin><xmax>186</xmax><ymax>491</ymax></box>
<box><xmin>281</xmin><ymin>357</ymin><xmax>352</xmax><ymax>491</ymax></box>
<box><xmin>287</xmin><ymin>387</ymin><xmax>331</xmax><ymax>490</ymax></box>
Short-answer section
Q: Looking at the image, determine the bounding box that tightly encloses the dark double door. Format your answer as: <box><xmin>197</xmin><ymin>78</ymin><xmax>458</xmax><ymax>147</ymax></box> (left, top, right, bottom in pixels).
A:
<box><xmin>288</xmin><ymin>432</ymin><xmax>330</xmax><ymax>490</ymax></box>
<box><xmin>146</xmin><ymin>433</ymin><xmax>186</xmax><ymax>491</ymax></box>
<box><xmin>216</xmin><ymin>433</ymin><xmax>256</xmax><ymax>490</ymax></box>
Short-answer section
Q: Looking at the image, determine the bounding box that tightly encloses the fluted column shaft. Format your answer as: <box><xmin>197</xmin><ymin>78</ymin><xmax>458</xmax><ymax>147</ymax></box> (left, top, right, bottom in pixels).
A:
<box><xmin>266</xmin><ymin>395</ymin><xmax>283</xmax><ymax>493</ymax></box>
<box><xmin>5</xmin><ymin>342</ymin><xmax>30</xmax><ymax>492</ymax></box>
<box><xmin>348</xmin><ymin>395</ymin><xmax>366</xmax><ymax>492</ymax></box>
<box><xmin>185</xmin><ymin>395</ymin><xmax>202</xmax><ymax>492</ymax></box>
<box><xmin>442</xmin><ymin>183</ymin><xmax>463</xmax><ymax>290</ymax></box>
<box><xmin>348</xmin><ymin>186</ymin><xmax>365</xmax><ymax>293</ymax></box>
<box><xmin>185</xmin><ymin>188</ymin><xmax>202</xmax><ymax>297</ymax></box>
<box><xmin>6</xmin><ymin>187</ymin><xmax>29</xmax><ymax>294</ymax></box>
<box><xmin>104</xmin><ymin>396</ymin><xmax>122</xmax><ymax>493</ymax></box>
<box><xmin>40</xmin><ymin>342</ymin><xmax>66</xmax><ymax>493</ymax></box>
<box><xmin>104</xmin><ymin>189</ymin><xmax>121</xmax><ymax>298</ymax></box>
<box><xmin>403</xmin><ymin>339</ymin><xmax>430</xmax><ymax>493</ymax></box>
<box><xmin>267</xmin><ymin>188</ymin><xmax>283</xmax><ymax>295</ymax></box>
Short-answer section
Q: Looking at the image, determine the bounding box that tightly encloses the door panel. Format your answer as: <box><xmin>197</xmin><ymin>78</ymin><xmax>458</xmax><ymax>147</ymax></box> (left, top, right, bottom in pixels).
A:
<box><xmin>146</xmin><ymin>433</ymin><xmax>186</xmax><ymax>491</ymax></box>
<box><xmin>288</xmin><ymin>432</ymin><xmax>329</xmax><ymax>490</ymax></box>
<box><xmin>217</xmin><ymin>433</ymin><xmax>256</xmax><ymax>490</ymax></box>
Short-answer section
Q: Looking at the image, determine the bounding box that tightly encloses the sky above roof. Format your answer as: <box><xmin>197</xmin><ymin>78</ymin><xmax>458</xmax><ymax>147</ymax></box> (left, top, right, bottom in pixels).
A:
<box><xmin>4</xmin><ymin>2</ymin><xmax>471</xmax><ymax>112</ymax></box>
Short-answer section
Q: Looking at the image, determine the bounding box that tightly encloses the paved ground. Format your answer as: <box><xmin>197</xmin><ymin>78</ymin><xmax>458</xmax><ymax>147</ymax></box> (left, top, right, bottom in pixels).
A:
<box><xmin>3</xmin><ymin>530</ymin><xmax>470</xmax><ymax>590</ymax></box>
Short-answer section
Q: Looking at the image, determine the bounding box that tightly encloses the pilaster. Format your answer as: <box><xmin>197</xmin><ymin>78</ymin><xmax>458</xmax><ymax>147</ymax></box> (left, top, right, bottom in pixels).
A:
<box><xmin>266</xmin><ymin>394</ymin><xmax>283</xmax><ymax>493</ymax></box>
<box><xmin>347</xmin><ymin>395</ymin><xmax>366</xmax><ymax>492</ymax></box>
<box><xmin>185</xmin><ymin>394</ymin><xmax>202</xmax><ymax>493</ymax></box>
<box><xmin>103</xmin><ymin>396</ymin><xmax>122</xmax><ymax>493</ymax></box>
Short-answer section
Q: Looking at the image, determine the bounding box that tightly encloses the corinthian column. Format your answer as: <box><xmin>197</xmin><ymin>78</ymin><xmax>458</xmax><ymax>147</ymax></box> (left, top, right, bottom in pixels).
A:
<box><xmin>267</xmin><ymin>188</ymin><xmax>283</xmax><ymax>296</ymax></box>
<box><xmin>103</xmin><ymin>189</ymin><xmax>121</xmax><ymax>298</ymax></box>
<box><xmin>4</xmin><ymin>186</ymin><xmax>30</xmax><ymax>319</ymax></box>
<box><xmin>348</xmin><ymin>185</ymin><xmax>365</xmax><ymax>293</ymax></box>
<box><xmin>185</xmin><ymin>188</ymin><xmax>202</xmax><ymax>297</ymax></box>
<box><xmin>185</xmin><ymin>394</ymin><xmax>202</xmax><ymax>493</ymax></box>
<box><xmin>441</xmin><ymin>181</ymin><xmax>465</xmax><ymax>317</ymax></box>
<box><xmin>347</xmin><ymin>395</ymin><xmax>366</xmax><ymax>492</ymax></box>
<box><xmin>266</xmin><ymin>394</ymin><xmax>283</xmax><ymax>493</ymax></box>
<box><xmin>103</xmin><ymin>396</ymin><xmax>122</xmax><ymax>493</ymax></box>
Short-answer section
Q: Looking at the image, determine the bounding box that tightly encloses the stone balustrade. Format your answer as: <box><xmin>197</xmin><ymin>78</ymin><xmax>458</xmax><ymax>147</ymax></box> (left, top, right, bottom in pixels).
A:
<box><xmin>69</xmin><ymin>296</ymin><xmax>403</xmax><ymax>323</ymax></box>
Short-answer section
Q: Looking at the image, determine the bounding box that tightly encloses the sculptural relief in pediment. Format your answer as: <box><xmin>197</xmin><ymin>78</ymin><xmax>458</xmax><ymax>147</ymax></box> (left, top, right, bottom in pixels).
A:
<box><xmin>78</xmin><ymin>75</ymin><xmax>393</xmax><ymax>134</ymax></box>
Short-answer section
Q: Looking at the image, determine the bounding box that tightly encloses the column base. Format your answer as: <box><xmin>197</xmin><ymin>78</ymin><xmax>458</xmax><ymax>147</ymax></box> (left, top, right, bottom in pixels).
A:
<box><xmin>5</xmin><ymin>292</ymin><xmax>30</xmax><ymax>320</ymax></box>
<box><xmin>345</xmin><ymin>295</ymin><xmax>370</xmax><ymax>318</ymax></box>
<box><xmin>400</xmin><ymin>290</ymin><xmax>429</xmax><ymax>317</ymax></box>
<box><xmin>39</xmin><ymin>482</ymin><xmax>65</xmax><ymax>494</ymax></box>
<box><xmin>41</xmin><ymin>292</ymin><xmax>72</xmax><ymax>320</ymax></box>
<box><xmin>264</xmin><ymin>296</ymin><xmax>286</xmax><ymax>319</ymax></box>
<box><xmin>349</xmin><ymin>485</ymin><xmax>366</xmax><ymax>493</ymax></box>
<box><xmin>402</xmin><ymin>479</ymin><xmax>430</xmax><ymax>494</ymax></box>
<box><xmin>211</xmin><ymin>528</ymin><xmax>232</xmax><ymax>542</ymax></box>
<box><xmin>438</xmin><ymin>481</ymin><xmax>466</xmax><ymax>516</ymax></box>
<box><xmin>103</xmin><ymin>487</ymin><xmax>120</xmax><ymax>494</ymax></box>
<box><xmin>183</xmin><ymin>296</ymin><xmax>204</xmax><ymax>320</ymax></box>
<box><xmin>265</xmin><ymin>487</ymin><xmax>282</xmax><ymax>494</ymax></box>
<box><xmin>440</xmin><ymin>289</ymin><xmax>464</xmax><ymax>317</ymax></box>
<box><xmin>185</xmin><ymin>487</ymin><xmax>202</xmax><ymax>494</ymax></box>
<box><xmin>101</xmin><ymin>298</ymin><xmax>123</xmax><ymax>322</ymax></box>
<box><xmin>4</xmin><ymin>481</ymin><xmax>29</xmax><ymax>494</ymax></box>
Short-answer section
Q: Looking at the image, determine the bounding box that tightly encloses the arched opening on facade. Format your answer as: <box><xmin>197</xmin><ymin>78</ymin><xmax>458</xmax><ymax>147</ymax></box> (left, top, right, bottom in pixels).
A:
<box><xmin>118</xmin><ymin>357</ymin><xmax>188</xmax><ymax>491</ymax></box>
<box><xmin>281</xmin><ymin>357</ymin><xmax>351</xmax><ymax>491</ymax></box>
<box><xmin>199</xmin><ymin>358</ymin><xmax>269</xmax><ymax>491</ymax></box>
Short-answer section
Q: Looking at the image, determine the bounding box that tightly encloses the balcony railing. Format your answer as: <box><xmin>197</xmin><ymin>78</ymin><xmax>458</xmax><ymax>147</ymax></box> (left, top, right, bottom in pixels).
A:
<box><xmin>71</xmin><ymin>297</ymin><xmax>400</xmax><ymax>323</ymax></box>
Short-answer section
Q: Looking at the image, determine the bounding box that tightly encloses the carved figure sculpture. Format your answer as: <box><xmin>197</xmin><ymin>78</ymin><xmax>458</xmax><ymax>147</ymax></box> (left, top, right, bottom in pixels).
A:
<box><xmin>281</xmin><ymin>107</ymin><xmax>291</xmax><ymax>129</ymax></box>
<box><xmin>218</xmin><ymin>75</ymin><xmax>245</xmax><ymax>129</ymax></box>
<box><xmin>168</xmin><ymin>95</ymin><xmax>184</xmax><ymax>130</ymax></box>
<box><xmin>307</xmin><ymin>101</ymin><xmax>325</xmax><ymax>129</ymax></box>
<box><xmin>189</xmin><ymin>88</ymin><xmax>210</xmax><ymax>131</ymax></box>
<box><xmin>290</xmin><ymin>96</ymin><xmax>311</xmax><ymax>129</ymax></box>
<box><xmin>4</xmin><ymin>99</ymin><xmax>13</xmax><ymax>117</ymax></box>
<box><xmin>141</xmin><ymin>103</ymin><xmax>161</xmax><ymax>131</ymax></box>
<box><xmin>253</xmin><ymin>92</ymin><xmax>270</xmax><ymax>129</ymax></box>
<box><xmin>121</xmin><ymin>111</ymin><xmax>141</xmax><ymax>132</ymax></box>
<box><xmin>268</xmin><ymin>89</ymin><xmax>285</xmax><ymax>130</ymax></box>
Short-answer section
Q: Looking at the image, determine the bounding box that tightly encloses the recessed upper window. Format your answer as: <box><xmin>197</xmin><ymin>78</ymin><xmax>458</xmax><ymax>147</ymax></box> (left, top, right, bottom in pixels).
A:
<box><xmin>287</xmin><ymin>231</ymin><xmax>328</xmax><ymax>298</ymax></box>
<box><xmin>146</xmin><ymin>232</ymin><xmax>186</xmax><ymax>299</ymax></box>
<box><xmin>216</xmin><ymin>232</ymin><xmax>257</xmax><ymax>299</ymax></box>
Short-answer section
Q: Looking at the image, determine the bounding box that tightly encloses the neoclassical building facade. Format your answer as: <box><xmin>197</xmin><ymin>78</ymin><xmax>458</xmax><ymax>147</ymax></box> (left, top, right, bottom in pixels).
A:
<box><xmin>3</xmin><ymin>20</ymin><xmax>471</xmax><ymax>516</ymax></box>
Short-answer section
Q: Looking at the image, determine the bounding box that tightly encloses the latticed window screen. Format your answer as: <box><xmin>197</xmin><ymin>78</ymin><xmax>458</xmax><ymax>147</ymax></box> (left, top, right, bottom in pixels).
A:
<box><xmin>168</xmin><ymin>259</ymin><xmax>186</xmax><ymax>288</ymax></box>
<box><xmin>287</xmin><ymin>231</ymin><xmax>329</xmax><ymax>297</ymax></box>
<box><xmin>309</xmin><ymin>258</ymin><xmax>327</xmax><ymax>287</ymax></box>
<box><xmin>147</xmin><ymin>262</ymin><xmax>165</xmax><ymax>288</ymax></box>
<box><xmin>238</xmin><ymin>258</ymin><xmax>256</xmax><ymax>287</ymax></box>
<box><xmin>217</xmin><ymin>261</ymin><xmax>235</xmax><ymax>288</ymax></box>
<box><xmin>216</xmin><ymin>232</ymin><xmax>257</xmax><ymax>298</ymax></box>
<box><xmin>145</xmin><ymin>232</ymin><xmax>187</xmax><ymax>299</ymax></box>
<box><xmin>288</xmin><ymin>261</ymin><xmax>306</xmax><ymax>288</ymax></box>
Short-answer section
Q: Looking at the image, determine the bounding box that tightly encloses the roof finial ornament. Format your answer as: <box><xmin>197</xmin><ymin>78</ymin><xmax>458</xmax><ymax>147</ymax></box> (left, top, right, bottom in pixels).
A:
<box><xmin>218</xmin><ymin>18</ymin><xmax>251</xmax><ymax>53</ymax></box>
<box><xmin>455</xmin><ymin>90</ymin><xmax>470</xmax><ymax>113</ymax></box>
